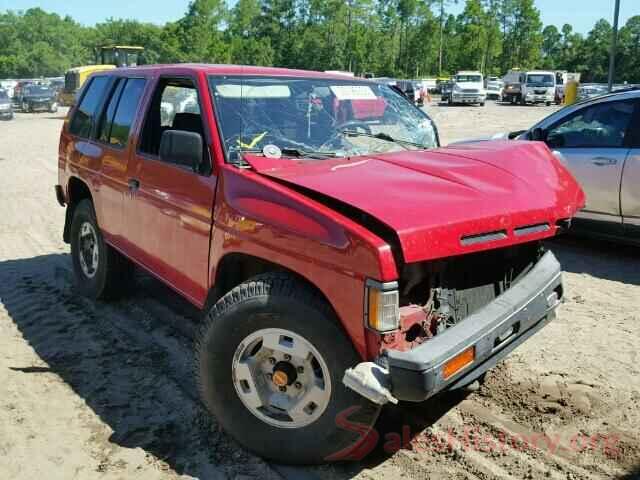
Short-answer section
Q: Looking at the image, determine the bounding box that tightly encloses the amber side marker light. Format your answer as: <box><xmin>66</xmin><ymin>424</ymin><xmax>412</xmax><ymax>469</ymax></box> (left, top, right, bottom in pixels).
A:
<box><xmin>442</xmin><ymin>346</ymin><xmax>475</xmax><ymax>380</ymax></box>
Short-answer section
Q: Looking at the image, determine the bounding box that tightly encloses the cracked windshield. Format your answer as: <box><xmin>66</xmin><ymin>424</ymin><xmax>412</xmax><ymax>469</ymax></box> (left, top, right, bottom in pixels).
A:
<box><xmin>209</xmin><ymin>77</ymin><xmax>437</xmax><ymax>161</ymax></box>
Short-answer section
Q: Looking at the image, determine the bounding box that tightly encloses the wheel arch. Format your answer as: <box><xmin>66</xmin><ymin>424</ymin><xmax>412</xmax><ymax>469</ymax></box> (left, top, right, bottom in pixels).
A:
<box><xmin>63</xmin><ymin>176</ymin><xmax>93</xmax><ymax>243</ymax></box>
<box><xmin>206</xmin><ymin>252</ymin><xmax>339</xmax><ymax>318</ymax></box>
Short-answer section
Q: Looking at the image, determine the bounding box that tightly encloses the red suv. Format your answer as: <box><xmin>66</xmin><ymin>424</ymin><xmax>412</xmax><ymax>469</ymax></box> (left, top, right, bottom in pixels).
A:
<box><xmin>55</xmin><ymin>65</ymin><xmax>585</xmax><ymax>464</ymax></box>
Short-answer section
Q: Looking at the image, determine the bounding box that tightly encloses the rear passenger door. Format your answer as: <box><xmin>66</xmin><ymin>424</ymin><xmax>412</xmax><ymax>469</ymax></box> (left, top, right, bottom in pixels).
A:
<box><xmin>621</xmin><ymin>101</ymin><xmax>640</xmax><ymax>238</ymax></box>
<box><xmin>93</xmin><ymin>77</ymin><xmax>148</xmax><ymax>243</ymax></box>
<box><xmin>126</xmin><ymin>76</ymin><xmax>217</xmax><ymax>306</ymax></box>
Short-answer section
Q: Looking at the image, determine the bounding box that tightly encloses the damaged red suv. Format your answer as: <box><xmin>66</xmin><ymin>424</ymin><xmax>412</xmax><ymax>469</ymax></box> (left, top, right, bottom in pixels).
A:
<box><xmin>55</xmin><ymin>65</ymin><xmax>585</xmax><ymax>464</ymax></box>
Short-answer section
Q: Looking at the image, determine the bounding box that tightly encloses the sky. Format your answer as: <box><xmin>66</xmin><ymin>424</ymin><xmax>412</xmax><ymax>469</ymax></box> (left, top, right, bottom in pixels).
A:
<box><xmin>0</xmin><ymin>0</ymin><xmax>636</xmax><ymax>34</ymax></box>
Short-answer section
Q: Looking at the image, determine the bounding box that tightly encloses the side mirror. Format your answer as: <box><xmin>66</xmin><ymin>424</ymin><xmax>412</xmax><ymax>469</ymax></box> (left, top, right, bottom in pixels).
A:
<box><xmin>546</xmin><ymin>133</ymin><xmax>565</xmax><ymax>148</ymax></box>
<box><xmin>159</xmin><ymin>130</ymin><xmax>203</xmax><ymax>172</ymax></box>
<box><xmin>530</xmin><ymin>127</ymin><xmax>546</xmax><ymax>141</ymax></box>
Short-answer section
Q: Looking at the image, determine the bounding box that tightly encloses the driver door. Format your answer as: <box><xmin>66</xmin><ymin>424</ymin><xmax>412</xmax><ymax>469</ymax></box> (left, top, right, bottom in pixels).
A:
<box><xmin>545</xmin><ymin>99</ymin><xmax>636</xmax><ymax>221</ymax></box>
<box><xmin>126</xmin><ymin>76</ymin><xmax>217</xmax><ymax>306</ymax></box>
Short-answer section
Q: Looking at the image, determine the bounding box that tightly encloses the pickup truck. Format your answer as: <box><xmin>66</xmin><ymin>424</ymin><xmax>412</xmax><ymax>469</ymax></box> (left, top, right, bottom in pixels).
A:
<box><xmin>55</xmin><ymin>65</ymin><xmax>584</xmax><ymax>464</ymax></box>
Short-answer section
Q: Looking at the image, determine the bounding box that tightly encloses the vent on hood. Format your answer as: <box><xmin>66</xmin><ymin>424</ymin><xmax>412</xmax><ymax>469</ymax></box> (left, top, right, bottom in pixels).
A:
<box><xmin>460</xmin><ymin>230</ymin><xmax>508</xmax><ymax>246</ymax></box>
<box><xmin>514</xmin><ymin>223</ymin><xmax>550</xmax><ymax>236</ymax></box>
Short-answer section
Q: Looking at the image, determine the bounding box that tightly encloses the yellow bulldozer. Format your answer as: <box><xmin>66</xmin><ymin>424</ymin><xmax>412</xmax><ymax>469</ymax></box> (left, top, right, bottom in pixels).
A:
<box><xmin>59</xmin><ymin>46</ymin><xmax>144</xmax><ymax>106</ymax></box>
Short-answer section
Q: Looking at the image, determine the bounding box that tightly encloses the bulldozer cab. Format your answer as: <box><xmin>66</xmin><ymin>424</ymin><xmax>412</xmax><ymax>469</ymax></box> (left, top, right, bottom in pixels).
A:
<box><xmin>99</xmin><ymin>46</ymin><xmax>144</xmax><ymax>68</ymax></box>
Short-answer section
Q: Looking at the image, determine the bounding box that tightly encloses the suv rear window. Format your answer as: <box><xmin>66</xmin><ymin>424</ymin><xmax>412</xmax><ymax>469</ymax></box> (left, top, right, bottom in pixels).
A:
<box><xmin>70</xmin><ymin>76</ymin><xmax>110</xmax><ymax>138</ymax></box>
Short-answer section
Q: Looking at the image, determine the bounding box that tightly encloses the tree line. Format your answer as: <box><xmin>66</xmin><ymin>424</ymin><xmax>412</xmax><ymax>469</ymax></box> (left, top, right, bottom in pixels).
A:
<box><xmin>1</xmin><ymin>0</ymin><xmax>638</xmax><ymax>83</ymax></box>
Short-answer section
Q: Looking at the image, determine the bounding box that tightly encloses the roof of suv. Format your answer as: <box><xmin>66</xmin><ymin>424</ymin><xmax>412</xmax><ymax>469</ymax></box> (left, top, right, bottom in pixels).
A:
<box><xmin>113</xmin><ymin>64</ymin><xmax>368</xmax><ymax>81</ymax></box>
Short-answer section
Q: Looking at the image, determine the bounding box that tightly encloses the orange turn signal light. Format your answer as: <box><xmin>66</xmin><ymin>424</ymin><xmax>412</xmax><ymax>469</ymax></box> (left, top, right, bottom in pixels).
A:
<box><xmin>442</xmin><ymin>346</ymin><xmax>475</xmax><ymax>380</ymax></box>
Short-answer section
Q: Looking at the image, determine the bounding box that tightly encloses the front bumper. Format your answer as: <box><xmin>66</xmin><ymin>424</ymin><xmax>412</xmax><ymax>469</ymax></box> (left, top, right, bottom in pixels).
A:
<box><xmin>26</xmin><ymin>101</ymin><xmax>53</xmax><ymax>111</ymax></box>
<box><xmin>525</xmin><ymin>94</ymin><xmax>554</xmax><ymax>103</ymax></box>
<box><xmin>452</xmin><ymin>93</ymin><xmax>486</xmax><ymax>103</ymax></box>
<box><xmin>345</xmin><ymin>251</ymin><xmax>563</xmax><ymax>403</ymax></box>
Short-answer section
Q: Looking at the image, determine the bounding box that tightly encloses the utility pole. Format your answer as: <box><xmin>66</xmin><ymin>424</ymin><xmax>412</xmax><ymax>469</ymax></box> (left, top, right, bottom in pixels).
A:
<box><xmin>607</xmin><ymin>0</ymin><xmax>621</xmax><ymax>92</ymax></box>
<box><xmin>438</xmin><ymin>0</ymin><xmax>445</xmax><ymax>76</ymax></box>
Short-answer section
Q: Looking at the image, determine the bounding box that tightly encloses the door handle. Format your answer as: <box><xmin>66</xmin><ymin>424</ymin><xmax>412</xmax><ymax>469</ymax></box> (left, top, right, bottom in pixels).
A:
<box><xmin>128</xmin><ymin>178</ymin><xmax>140</xmax><ymax>191</ymax></box>
<box><xmin>592</xmin><ymin>157</ymin><xmax>617</xmax><ymax>166</ymax></box>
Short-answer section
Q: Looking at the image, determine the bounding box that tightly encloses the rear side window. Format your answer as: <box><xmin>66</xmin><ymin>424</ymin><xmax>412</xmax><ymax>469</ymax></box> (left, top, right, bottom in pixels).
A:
<box><xmin>69</xmin><ymin>76</ymin><xmax>110</xmax><ymax>138</ymax></box>
<box><xmin>98</xmin><ymin>78</ymin><xmax>146</xmax><ymax>148</ymax></box>
<box><xmin>98</xmin><ymin>79</ymin><xmax>126</xmax><ymax>144</ymax></box>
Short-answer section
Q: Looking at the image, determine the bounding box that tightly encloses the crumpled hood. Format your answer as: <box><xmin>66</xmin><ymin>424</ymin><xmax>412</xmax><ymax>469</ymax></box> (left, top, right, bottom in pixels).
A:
<box><xmin>245</xmin><ymin>141</ymin><xmax>585</xmax><ymax>263</ymax></box>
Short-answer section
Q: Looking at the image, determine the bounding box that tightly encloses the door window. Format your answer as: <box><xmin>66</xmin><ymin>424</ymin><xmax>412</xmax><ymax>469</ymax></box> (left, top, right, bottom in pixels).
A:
<box><xmin>69</xmin><ymin>76</ymin><xmax>110</xmax><ymax>138</ymax></box>
<box><xmin>110</xmin><ymin>79</ymin><xmax>147</xmax><ymax>147</ymax></box>
<box><xmin>139</xmin><ymin>78</ymin><xmax>206</xmax><ymax>164</ymax></box>
<box><xmin>97</xmin><ymin>78</ymin><xmax>147</xmax><ymax>148</ymax></box>
<box><xmin>546</xmin><ymin>100</ymin><xmax>635</xmax><ymax>149</ymax></box>
<box><xmin>98</xmin><ymin>79</ymin><xmax>126</xmax><ymax>144</ymax></box>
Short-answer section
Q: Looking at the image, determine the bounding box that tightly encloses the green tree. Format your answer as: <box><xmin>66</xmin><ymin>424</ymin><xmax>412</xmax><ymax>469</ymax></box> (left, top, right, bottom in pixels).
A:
<box><xmin>541</xmin><ymin>24</ymin><xmax>561</xmax><ymax>69</ymax></box>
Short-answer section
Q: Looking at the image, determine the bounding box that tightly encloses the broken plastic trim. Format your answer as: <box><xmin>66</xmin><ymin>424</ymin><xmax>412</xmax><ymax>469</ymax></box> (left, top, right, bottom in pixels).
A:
<box><xmin>342</xmin><ymin>362</ymin><xmax>398</xmax><ymax>405</ymax></box>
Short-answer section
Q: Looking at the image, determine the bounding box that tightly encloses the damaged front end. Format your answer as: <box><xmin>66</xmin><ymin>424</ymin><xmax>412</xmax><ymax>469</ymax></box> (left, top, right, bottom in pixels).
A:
<box><xmin>344</xmin><ymin>242</ymin><xmax>563</xmax><ymax>404</ymax></box>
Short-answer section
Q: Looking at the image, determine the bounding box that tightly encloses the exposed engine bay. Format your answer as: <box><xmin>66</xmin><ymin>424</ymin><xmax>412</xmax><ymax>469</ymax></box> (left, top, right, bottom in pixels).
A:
<box><xmin>382</xmin><ymin>242</ymin><xmax>545</xmax><ymax>351</ymax></box>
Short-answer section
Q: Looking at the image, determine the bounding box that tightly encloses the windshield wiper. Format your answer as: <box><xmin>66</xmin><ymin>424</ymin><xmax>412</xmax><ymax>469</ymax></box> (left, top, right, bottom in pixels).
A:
<box><xmin>236</xmin><ymin>147</ymin><xmax>337</xmax><ymax>161</ymax></box>
<box><xmin>340</xmin><ymin>130</ymin><xmax>425</xmax><ymax>150</ymax></box>
<box><xmin>280</xmin><ymin>148</ymin><xmax>338</xmax><ymax>159</ymax></box>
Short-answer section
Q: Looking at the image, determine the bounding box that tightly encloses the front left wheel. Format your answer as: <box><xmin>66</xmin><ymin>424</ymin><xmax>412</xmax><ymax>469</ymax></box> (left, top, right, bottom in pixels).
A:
<box><xmin>196</xmin><ymin>273</ymin><xmax>381</xmax><ymax>464</ymax></box>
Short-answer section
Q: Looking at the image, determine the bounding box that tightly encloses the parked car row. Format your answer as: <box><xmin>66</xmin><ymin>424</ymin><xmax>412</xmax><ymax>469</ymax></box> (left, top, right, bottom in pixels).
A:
<box><xmin>0</xmin><ymin>77</ymin><xmax>63</xmax><ymax>115</ymax></box>
<box><xmin>0</xmin><ymin>89</ymin><xmax>14</xmax><ymax>120</ymax></box>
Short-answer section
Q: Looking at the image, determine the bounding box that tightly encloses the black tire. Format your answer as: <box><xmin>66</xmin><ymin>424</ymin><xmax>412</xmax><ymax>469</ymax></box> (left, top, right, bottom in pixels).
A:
<box><xmin>546</xmin><ymin>101</ymin><xmax>551</xmax><ymax>106</ymax></box>
<box><xmin>196</xmin><ymin>272</ymin><xmax>381</xmax><ymax>464</ymax></box>
<box><xmin>480</xmin><ymin>102</ymin><xmax>485</xmax><ymax>107</ymax></box>
<box><xmin>70</xmin><ymin>199</ymin><xmax>133</xmax><ymax>299</ymax></box>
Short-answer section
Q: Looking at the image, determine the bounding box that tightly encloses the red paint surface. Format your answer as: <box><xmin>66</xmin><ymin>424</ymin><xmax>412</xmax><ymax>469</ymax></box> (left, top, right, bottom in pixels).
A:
<box><xmin>246</xmin><ymin>140</ymin><xmax>585</xmax><ymax>263</ymax></box>
<box><xmin>58</xmin><ymin>65</ymin><xmax>585</xmax><ymax>360</ymax></box>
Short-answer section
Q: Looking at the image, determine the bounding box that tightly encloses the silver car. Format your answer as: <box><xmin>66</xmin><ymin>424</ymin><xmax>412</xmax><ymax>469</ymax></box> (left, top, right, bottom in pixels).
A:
<box><xmin>518</xmin><ymin>89</ymin><xmax>640</xmax><ymax>243</ymax></box>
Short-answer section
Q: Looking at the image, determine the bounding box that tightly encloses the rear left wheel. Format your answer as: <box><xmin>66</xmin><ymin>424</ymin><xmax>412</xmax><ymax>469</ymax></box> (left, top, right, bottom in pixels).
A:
<box><xmin>196</xmin><ymin>273</ymin><xmax>381</xmax><ymax>464</ymax></box>
<box><xmin>70</xmin><ymin>199</ymin><xmax>134</xmax><ymax>299</ymax></box>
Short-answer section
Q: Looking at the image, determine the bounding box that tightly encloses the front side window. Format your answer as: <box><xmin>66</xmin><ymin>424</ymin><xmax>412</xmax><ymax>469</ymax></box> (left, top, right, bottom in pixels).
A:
<box><xmin>209</xmin><ymin>76</ymin><xmax>438</xmax><ymax>162</ymax></box>
<box><xmin>139</xmin><ymin>78</ymin><xmax>205</xmax><ymax>161</ymax></box>
<box><xmin>546</xmin><ymin>100</ymin><xmax>635</xmax><ymax>148</ymax></box>
<box><xmin>69</xmin><ymin>76</ymin><xmax>110</xmax><ymax>138</ymax></box>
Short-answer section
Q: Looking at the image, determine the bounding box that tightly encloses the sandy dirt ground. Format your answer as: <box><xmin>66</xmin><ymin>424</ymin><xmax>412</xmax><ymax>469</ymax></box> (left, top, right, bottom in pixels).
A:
<box><xmin>0</xmin><ymin>101</ymin><xmax>638</xmax><ymax>480</ymax></box>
